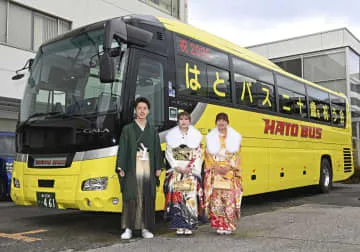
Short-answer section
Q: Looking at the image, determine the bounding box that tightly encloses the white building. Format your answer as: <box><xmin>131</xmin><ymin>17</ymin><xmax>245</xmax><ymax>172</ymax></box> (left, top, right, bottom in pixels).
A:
<box><xmin>0</xmin><ymin>0</ymin><xmax>187</xmax><ymax>131</ymax></box>
<box><xmin>247</xmin><ymin>28</ymin><xmax>360</xmax><ymax>164</ymax></box>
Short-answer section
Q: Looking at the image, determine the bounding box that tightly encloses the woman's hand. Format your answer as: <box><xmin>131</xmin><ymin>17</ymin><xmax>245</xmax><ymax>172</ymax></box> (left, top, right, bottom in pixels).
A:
<box><xmin>175</xmin><ymin>166</ymin><xmax>192</xmax><ymax>174</ymax></box>
<box><xmin>117</xmin><ymin>167</ymin><xmax>125</xmax><ymax>177</ymax></box>
<box><xmin>235</xmin><ymin>208</ymin><xmax>241</xmax><ymax>219</ymax></box>
<box><xmin>214</xmin><ymin>165</ymin><xmax>231</xmax><ymax>175</ymax></box>
<box><xmin>156</xmin><ymin>169</ymin><xmax>161</xmax><ymax>177</ymax></box>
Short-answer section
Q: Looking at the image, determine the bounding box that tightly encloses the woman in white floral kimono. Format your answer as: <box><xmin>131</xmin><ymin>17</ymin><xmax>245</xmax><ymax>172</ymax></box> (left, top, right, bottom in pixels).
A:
<box><xmin>164</xmin><ymin>111</ymin><xmax>203</xmax><ymax>235</ymax></box>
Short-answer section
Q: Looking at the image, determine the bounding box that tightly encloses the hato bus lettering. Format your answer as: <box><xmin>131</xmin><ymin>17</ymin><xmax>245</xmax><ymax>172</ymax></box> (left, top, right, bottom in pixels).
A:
<box><xmin>263</xmin><ymin>119</ymin><xmax>322</xmax><ymax>139</ymax></box>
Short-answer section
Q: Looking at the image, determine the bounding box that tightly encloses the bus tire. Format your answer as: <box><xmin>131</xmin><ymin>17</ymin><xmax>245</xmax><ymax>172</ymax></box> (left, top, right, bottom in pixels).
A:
<box><xmin>319</xmin><ymin>158</ymin><xmax>332</xmax><ymax>193</ymax></box>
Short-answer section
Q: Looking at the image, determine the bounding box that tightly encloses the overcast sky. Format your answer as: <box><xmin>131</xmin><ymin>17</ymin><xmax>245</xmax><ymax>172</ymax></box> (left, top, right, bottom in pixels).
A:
<box><xmin>188</xmin><ymin>0</ymin><xmax>360</xmax><ymax>47</ymax></box>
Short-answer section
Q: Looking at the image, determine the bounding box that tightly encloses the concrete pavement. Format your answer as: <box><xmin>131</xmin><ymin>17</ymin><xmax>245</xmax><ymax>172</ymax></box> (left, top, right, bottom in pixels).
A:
<box><xmin>85</xmin><ymin>185</ymin><xmax>360</xmax><ymax>252</ymax></box>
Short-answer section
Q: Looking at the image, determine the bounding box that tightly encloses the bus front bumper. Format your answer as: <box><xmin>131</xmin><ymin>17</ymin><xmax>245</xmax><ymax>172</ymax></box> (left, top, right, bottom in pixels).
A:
<box><xmin>10</xmin><ymin>157</ymin><xmax>123</xmax><ymax>212</ymax></box>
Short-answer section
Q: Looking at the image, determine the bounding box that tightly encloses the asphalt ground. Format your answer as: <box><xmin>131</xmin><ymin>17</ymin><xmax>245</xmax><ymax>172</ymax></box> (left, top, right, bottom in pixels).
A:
<box><xmin>1</xmin><ymin>183</ymin><xmax>360</xmax><ymax>252</ymax></box>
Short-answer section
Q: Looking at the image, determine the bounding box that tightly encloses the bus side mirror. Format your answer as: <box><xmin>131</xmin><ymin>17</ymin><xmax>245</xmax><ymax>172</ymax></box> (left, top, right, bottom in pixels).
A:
<box><xmin>11</xmin><ymin>58</ymin><xmax>34</xmax><ymax>80</ymax></box>
<box><xmin>99</xmin><ymin>50</ymin><xmax>115</xmax><ymax>83</ymax></box>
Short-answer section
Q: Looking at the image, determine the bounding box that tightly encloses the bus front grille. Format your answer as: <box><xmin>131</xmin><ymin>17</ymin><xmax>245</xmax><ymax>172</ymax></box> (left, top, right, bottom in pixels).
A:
<box><xmin>344</xmin><ymin>148</ymin><xmax>352</xmax><ymax>173</ymax></box>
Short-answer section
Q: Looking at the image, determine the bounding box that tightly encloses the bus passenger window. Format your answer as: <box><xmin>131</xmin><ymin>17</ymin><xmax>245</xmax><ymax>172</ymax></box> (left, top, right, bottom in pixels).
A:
<box><xmin>235</xmin><ymin>73</ymin><xmax>275</xmax><ymax>111</ymax></box>
<box><xmin>278</xmin><ymin>87</ymin><xmax>307</xmax><ymax>118</ymax></box>
<box><xmin>330</xmin><ymin>95</ymin><xmax>346</xmax><ymax>127</ymax></box>
<box><xmin>308</xmin><ymin>86</ymin><xmax>331</xmax><ymax>123</ymax></box>
<box><xmin>207</xmin><ymin>66</ymin><xmax>231</xmax><ymax>102</ymax></box>
<box><xmin>135</xmin><ymin>57</ymin><xmax>165</xmax><ymax>127</ymax></box>
<box><xmin>175</xmin><ymin>56</ymin><xmax>207</xmax><ymax>97</ymax></box>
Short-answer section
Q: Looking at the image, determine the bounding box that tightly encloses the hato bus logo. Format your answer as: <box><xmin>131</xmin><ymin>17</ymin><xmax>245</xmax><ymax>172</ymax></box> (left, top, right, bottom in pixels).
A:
<box><xmin>263</xmin><ymin>119</ymin><xmax>322</xmax><ymax>139</ymax></box>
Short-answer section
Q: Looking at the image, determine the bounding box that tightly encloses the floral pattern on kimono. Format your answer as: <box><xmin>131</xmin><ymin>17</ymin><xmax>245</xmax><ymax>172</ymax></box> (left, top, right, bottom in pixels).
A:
<box><xmin>163</xmin><ymin>126</ymin><xmax>204</xmax><ymax>230</ymax></box>
<box><xmin>204</xmin><ymin>128</ymin><xmax>243</xmax><ymax>231</ymax></box>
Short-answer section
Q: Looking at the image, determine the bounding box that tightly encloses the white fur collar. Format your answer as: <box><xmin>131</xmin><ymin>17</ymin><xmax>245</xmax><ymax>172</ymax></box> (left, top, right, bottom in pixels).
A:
<box><xmin>206</xmin><ymin>126</ymin><xmax>242</xmax><ymax>154</ymax></box>
<box><xmin>166</xmin><ymin>125</ymin><xmax>202</xmax><ymax>148</ymax></box>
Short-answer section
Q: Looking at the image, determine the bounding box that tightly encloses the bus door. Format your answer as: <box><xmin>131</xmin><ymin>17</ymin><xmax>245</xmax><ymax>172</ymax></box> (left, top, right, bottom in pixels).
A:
<box><xmin>125</xmin><ymin>49</ymin><xmax>168</xmax><ymax>210</ymax></box>
<box><xmin>125</xmin><ymin>49</ymin><xmax>168</xmax><ymax>130</ymax></box>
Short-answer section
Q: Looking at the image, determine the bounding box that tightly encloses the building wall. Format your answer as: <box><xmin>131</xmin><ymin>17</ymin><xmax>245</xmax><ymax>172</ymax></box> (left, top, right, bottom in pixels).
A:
<box><xmin>13</xmin><ymin>0</ymin><xmax>187</xmax><ymax>28</ymax></box>
<box><xmin>248</xmin><ymin>28</ymin><xmax>360</xmax><ymax>59</ymax></box>
<box><xmin>0</xmin><ymin>0</ymin><xmax>186</xmax><ymax>132</ymax></box>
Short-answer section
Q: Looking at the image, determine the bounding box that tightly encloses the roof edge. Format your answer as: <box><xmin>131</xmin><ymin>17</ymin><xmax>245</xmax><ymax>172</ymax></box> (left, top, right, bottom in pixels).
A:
<box><xmin>247</xmin><ymin>27</ymin><xmax>357</xmax><ymax>48</ymax></box>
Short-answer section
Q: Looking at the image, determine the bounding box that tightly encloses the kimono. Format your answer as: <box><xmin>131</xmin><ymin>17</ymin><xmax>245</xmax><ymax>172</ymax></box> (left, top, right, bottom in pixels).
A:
<box><xmin>116</xmin><ymin>121</ymin><xmax>163</xmax><ymax>230</ymax></box>
<box><xmin>164</xmin><ymin>125</ymin><xmax>203</xmax><ymax>230</ymax></box>
<box><xmin>204</xmin><ymin>126</ymin><xmax>243</xmax><ymax>231</ymax></box>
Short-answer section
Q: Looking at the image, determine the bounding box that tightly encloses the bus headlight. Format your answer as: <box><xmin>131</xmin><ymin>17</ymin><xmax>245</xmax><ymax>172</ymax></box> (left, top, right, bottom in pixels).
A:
<box><xmin>82</xmin><ymin>177</ymin><xmax>108</xmax><ymax>191</ymax></box>
<box><xmin>6</xmin><ymin>162</ymin><xmax>13</xmax><ymax>173</ymax></box>
<box><xmin>13</xmin><ymin>178</ymin><xmax>20</xmax><ymax>188</ymax></box>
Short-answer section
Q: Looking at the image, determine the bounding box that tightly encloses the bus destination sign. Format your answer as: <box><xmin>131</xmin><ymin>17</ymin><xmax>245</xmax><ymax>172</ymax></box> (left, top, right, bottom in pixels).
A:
<box><xmin>175</xmin><ymin>36</ymin><xmax>229</xmax><ymax>68</ymax></box>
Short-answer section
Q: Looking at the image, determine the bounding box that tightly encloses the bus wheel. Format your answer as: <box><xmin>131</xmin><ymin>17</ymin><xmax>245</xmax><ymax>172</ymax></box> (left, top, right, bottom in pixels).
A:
<box><xmin>319</xmin><ymin>158</ymin><xmax>332</xmax><ymax>193</ymax></box>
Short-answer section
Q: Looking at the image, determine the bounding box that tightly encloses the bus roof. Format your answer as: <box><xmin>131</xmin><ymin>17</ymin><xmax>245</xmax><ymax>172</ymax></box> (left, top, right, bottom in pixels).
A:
<box><xmin>157</xmin><ymin>17</ymin><xmax>347</xmax><ymax>99</ymax></box>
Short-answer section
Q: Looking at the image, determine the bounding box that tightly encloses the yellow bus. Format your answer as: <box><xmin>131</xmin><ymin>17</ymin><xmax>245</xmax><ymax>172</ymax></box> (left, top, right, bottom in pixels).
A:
<box><xmin>11</xmin><ymin>15</ymin><xmax>353</xmax><ymax>212</ymax></box>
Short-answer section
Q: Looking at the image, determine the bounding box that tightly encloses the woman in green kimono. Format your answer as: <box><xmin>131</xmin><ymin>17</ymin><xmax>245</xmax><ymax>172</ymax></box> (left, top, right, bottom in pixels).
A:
<box><xmin>116</xmin><ymin>97</ymin><xmax>163</xmax><ymax>240</ymax></box>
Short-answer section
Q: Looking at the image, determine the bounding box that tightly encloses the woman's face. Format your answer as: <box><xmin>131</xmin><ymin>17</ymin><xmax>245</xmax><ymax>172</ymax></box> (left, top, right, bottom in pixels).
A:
<box><xmin>178</xmin><ymin>116</ymin><xmax>190</xmax><ymax>129</ymax></box>
<box><xmin>135</xmin><ymin>102</ymin><xmax>149</xmax><ymax>120</ymax></box>
<box><xmin>216</xmin><ymin>119</ymin><xmax>228</xmax><ymax>131</ymax></box>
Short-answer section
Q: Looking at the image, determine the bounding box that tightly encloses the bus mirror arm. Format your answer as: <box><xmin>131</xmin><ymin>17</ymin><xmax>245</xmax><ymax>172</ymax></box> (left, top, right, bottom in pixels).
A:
<box><xmin>11</xmin><ymin>58</ymin><xmax>34</xmax><ymax>80</ymax></box>
<box><xmin>100</xmin><ymin>18</ymin><xmax>127</xmax><ymax>83</ymax></box>
<box><xmin>103</xmin><ymin>18</ymin><xmax>127</xmax><ymax>50</ymax></box>
<box><xmin>103</xmin><ymin>17</ymin><xmax>153</xmax><ymax>50</ymax></box>
<box><xmin>100</xmin><ymin>17</ymin><xmax>153</xmax><ymax>83</ymax></box>
<box><xmin>126</xmin><ymin>24</ymin><xmax>153</xmax><ymax>47</ymax></box>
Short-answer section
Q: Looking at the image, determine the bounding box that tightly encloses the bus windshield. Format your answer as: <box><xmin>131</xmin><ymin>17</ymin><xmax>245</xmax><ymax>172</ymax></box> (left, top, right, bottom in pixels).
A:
<box><xmin>20</xmin><ymin>29</ymin><xmax>127</xmax><ymax>122</ymax></box>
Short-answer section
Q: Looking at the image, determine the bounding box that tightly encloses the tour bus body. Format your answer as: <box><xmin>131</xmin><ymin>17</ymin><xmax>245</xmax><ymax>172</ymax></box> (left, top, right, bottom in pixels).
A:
<box><xmin>11</xmin><ymin>15</ymin><xmax>353</xmax><ymax>212</ymax></box>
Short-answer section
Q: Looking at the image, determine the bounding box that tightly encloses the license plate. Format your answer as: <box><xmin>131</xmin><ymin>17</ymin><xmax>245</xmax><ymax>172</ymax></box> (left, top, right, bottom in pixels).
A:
<box><xmin>37</xmin><ymin>192</ymin><xmax>57</xmax><ymax>209</ymax></box>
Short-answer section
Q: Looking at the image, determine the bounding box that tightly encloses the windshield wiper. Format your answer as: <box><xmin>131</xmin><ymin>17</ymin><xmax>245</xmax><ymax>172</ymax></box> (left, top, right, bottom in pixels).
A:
<box><xmin>19</xmin><ymin>112</ymin><xmax>63</xmax><ymax>127</ymax></box>
<box><xmin>28</xmin><ymin>112</ymin><xmax>62</xmax><ymax>120</ymax></box>
<box><xmin>45</xmin><ymin>112</ymin><xmax>75</xmax><ymax>119</ymax></box>
<box><xmin>45</xmin><ymin>112</ymin><xmax>91</xmax><ymax>124</ymax></box>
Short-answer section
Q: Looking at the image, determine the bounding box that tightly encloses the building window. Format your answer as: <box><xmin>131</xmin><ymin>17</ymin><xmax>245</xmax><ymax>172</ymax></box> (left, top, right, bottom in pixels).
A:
<box><xmin>33</xmin><ymin>13</ymin><xmax>58</xmax><ymax>50</ymax></box>
<box><xmin>352</xmin><ymin>122</ymin><xmax>358</xmax><ymax>137</ymax></box>
<box><xmin>351</xmin><ymin>83</ymin><xmax>360</xmax><ymax>94</ymax></box>
<box><xmin>348</xmin><ymin>48</ymin><xmax>360</xmax><ymax>81</ymax></box>
<box><xmin>1</xmin><ymin>1</ymin><xmax>71</xmax><ymax>51</ymax></box>
<box><xmin>8</xmin><ymin>3</ymin><xmax>32</xmax><ymax>50</ymax></box>
<box><xmin>303</xmin><ymin>52</ymin><xmax>346</xmax><ymax>82</ymax></box>
<box><xmin>317</xmin><ymin>79</ymin><xmax>347</xmax><ymax>95</ymax></box>
<box><xmin>140</xmin><ymin>0</ymin><xmax>180</xmax><ymax>18</ymax></box>
<box><xmin>352</xmin><ymin>111</ymin><xmax>360</xmax><ymax>119</ymax></box>
<box><xmin>275</xmin><ymin>58</ymin><xmax>302</xmax><ymax>77</ymax></box>
<box><xmin>0</xmin><ymin>0</ymin><xmax>6</xmax><ymax>43</ymax></box>
<box><xmin>351</xmin><ymin>97</ymin><xmax>360</xmax><ymax>108</ymax></box>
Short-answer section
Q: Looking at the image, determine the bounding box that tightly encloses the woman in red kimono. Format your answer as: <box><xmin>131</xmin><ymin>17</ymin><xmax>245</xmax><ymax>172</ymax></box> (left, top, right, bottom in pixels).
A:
<box><xmin>204</xmin><ymin>112</ymin><xmax>243</xmax><ymax>235</ymax></box>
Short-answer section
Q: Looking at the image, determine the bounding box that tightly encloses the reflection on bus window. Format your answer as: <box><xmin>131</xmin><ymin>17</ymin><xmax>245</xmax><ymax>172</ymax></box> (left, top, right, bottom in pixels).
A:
<box><xmin>235</xmin><ymin>73</ymin><xmax>275</xmax><ymax>111</ymax></box>
<box><xmin>135</xmin><ymin>57</ymin><xmax>165</xmax><ymax>127</ymax></box>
